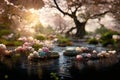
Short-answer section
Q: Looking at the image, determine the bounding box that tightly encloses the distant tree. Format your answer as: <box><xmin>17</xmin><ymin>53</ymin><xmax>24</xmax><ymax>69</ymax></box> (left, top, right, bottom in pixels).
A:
<box><xmin>53</xmin><ymin>14</ymin><xmax>68</xmax><ymax>34</ymax></box>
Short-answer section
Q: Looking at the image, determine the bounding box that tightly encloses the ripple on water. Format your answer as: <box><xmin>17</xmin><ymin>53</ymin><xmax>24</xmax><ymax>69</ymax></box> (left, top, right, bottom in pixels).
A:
<box><xmin>0</xmin><ymin>43</ymin><xmax>120</xmax><ymax>80</ymax></box>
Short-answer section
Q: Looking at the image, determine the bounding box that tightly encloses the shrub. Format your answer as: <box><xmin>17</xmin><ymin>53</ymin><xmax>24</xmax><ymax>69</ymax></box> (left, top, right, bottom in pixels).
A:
<box><xmin>95</xmin><ymin>26</ymin><xmax>119</xmax><ymax>47</ymax></box>
<box><xmin>13</xmin><ymin>41</ymin><xmax>23</xmax><ymax>46</ymax></box>
<box><xmin>32</xmin><ymin>44</ymin><xmax>43</xmax><ymax>51</ymax></box>
<box><xmin>0</xmin><ymin>39</ymin><xmax>23</xmax><ymax>46</ymax></box>
<box><xmin>100</xmin><ymin>31</ymin><xmax>116</xmax><ymax>47</ymax></box>
<box><xmin>57</xmin><ymin>35</ymin><xmax>70</xmax><ymax>43</ymax></box>
<box><xmin>57</xmin><ymin>35</ymin><xmax>72</xmax><ymax>46</ymax></box>
<box><xmin>88</xmin><ymin>38</ymin><xmax>98</xmax><ymax>44</ymax></box>
<box><xmin>0</xmin><ymin>30</ymin><xmax>11</xmax><ymax>37</ymax></box>
<box><xmin>101</xmin><ymin>39</ymin><xmax>115</xmax><ymax>47</ymax></box>
<box><xmin>35</xmin><ymin>34</ymin><xmax>46</xmax><ymax>41</ymax></box>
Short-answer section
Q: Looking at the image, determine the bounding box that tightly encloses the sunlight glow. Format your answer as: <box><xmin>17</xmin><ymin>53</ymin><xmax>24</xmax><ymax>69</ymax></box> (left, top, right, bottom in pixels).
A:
<box><xmin>18</xmin><ymin>8</ymin><xmax>40</xmax><ymax>36</ymax></box>
<box><xmin>11</xmin><ymin>8</ymin><xmax>43</xmax><ymax>37</ymax></box>
<box><xmin>4</xmin><ymin>0</ymin><xmax>43</xmax><ymax>37</ymax></box>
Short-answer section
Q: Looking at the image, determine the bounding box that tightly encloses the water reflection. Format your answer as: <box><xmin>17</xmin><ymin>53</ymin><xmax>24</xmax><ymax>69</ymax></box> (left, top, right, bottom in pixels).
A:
<box><xmin>26</xmin><ymin>62</ymin><xmax>43</xmax><ymax>79</ymax></box>
<box><xmin>53</xmin><ymin>46</ymin><xmax>72</xmax><ymax>78</ymax></box>
<box><xmin>73</xmin><ymin>55</ymin><xmax>119</xmax><ymax>71</ymax></box>
<box><xmin>0</xmin><ymin>44</ymin><xmax>120</xmax><ymax>80</ymax></box>
<box><xmin>87</xmin><ymin>56</ymin><xmax>119</xmax><ymax>69</ymax></box>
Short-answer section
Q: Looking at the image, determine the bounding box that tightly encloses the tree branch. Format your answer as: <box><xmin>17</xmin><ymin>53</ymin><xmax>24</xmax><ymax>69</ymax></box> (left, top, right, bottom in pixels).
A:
<box><xmin>66</xmin><ymin>27</ymin><xmax>76</xmax><ymax>35</ymax></box>
<box><xmin>90</xmin><ymin>10</ymin><xmax>111</xmax><ymax>19</ymax></box>
<box><xmin>53</xmin><ymin>0</ymin><xmax>72</xmax><ymax>17</ymax></box>
<box><xmin>72</xmin><ymin>6</ymin><xmax>79</xmax><ymax>15</ymax></box>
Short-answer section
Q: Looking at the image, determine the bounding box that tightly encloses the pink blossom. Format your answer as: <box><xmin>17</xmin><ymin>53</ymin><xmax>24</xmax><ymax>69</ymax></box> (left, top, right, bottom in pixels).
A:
<box><xmin>15</xmin><ymin>46</ymin><xmax>24</xmax><ymax>52</ymax></box>
<box><xmin>42</xmin><ymin>47</ymin><xmax>49</xmax><ymax>53</ymax></box>
<box><xmin>76</xmin><ymin>55</ymin><xmax>83</xmax><ymax>61</ymax></box>
<box><xmin>18</xmin><ymin>37</ymin><xmax>27</xmax><ymax>42</ymax></box>
<box><xmin>87</xmin><ymin>53</ymin><xmax>91</xmax><ymax>58</ymax></box>
<box><xmin>23</xmin><ymin>42</ymin><xmax>32</xmax><ymax>47</ymax></box>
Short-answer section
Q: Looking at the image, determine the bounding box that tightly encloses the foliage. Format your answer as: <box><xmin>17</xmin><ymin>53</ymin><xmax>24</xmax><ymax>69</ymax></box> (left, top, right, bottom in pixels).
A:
<box><xmin>0</xmin><ymin>39</ymin><xmax>23</xmax><ymax>46</ymax></box>
<box><xmin>36</xmin><ymin>26</ymin><xmax>54</xmax><ymax>35</ymax></box>
<box><xmin>50</xmin><ymin>72</ymin><xmax>59</xmax><ymax>80</ymax></box>
<box><xmin>57</xmin><ymin>35</ymin><xmax>70</xmax><ymax>43</ymax></box>
<box><xmin>13</xmin><ymin>41</ymin><xmax>23</xmax><ymax>46</ymax></box>
<box><xmin>88</xmin><ymin>26</ymin><xmax>120</xmax><ymax>46</ymax></box>
<box><xmin>58</xmin><ymin>38</ymin><xmax>70</xmax><ymax>44</ymax></box>
<box><xmin>101</xmin><ymin>39</ymin><xmax>115</xmax><ymax>47</ymax></box>
<box><xmin>95</xmin><ymin>26</ymin><xmax>109</xmax><ymax>34</ymax></box>
<box><xmin>0</xmin><ymin>24</ymin><xmax>10</xmax><ymax>29</ymax></box>
<box><xmin>0</xmin><ymin>30</ymin><xmax>12</xmax><ymax>37</ymax></box>
<box><xmin>88</xmin><ymin>38</ymin><xmax>98</xmax><ymax>44</ymax></box>
<box><xmin>57</xmin><ymin>35</ymin><xmax>72</xmax><ymax>46</ymax></box>
<box><xmin>94</xmin><ymin>26</ymin><xmax>120</xmax><ymax>46</ymax></box>
<box><xmin>95</xmin><ymin>26</ymin><xmax>119</xmax><ymax>35</ymax></box>
<box><xmin>35</xmin><ymin>34</ymin><xmax>46</xmax><ymax>41</ymax></box>
<box><xmin>100</xmin><ymin>31</ymin><xmax>116</xmax><ymax>46</ymax></box>
<box><xmin>32</xmin><ymin>44</ymin><xmax>43</xmax><ymax>51</ymax></box>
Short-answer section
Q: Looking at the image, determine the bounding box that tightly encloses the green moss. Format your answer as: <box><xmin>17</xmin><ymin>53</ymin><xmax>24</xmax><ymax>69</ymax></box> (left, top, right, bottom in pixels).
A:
<box><xmin>57</xmin><ymin>35</ymin><xmax>73</xmax><ymax>46</ymax></box>
<box><xmin>35</xmin><ymin>34</ymin><xmax>46</xmax><ymax>41</ymax></box>
<box><xmin>13</xmin><ymin>41</ymin><xmax>23</xmax><ymax>46</ymax></box>
<box><xmin>88</xmin><ymin>38</ymin><xmax>98</xmax><ymax>44</ymax></box>
<box><xmin>0</xmin><ymin>30</ymin><xmax>11</xmax><ymax>37</ymax></box>
<box><xmin>32</xmin><ymin>44</ymin><xmax>43</xmax><ymax>51</ymax></box>
<box><xmin>0</xmin><ymin>39</ymin><xmax>23</xmax><ymax>46</ymax></box>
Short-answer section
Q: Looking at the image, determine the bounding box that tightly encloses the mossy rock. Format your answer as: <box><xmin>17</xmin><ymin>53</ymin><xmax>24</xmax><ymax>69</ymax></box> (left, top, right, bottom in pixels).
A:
<box><xmin>63</xmin><ymin>50</ymin><xmax>79</xmax><ymax>56</ymax></box>
<box><xmin>49</xmin><ymin>52</ymin><xmax>59</xmax><ymax>59</ymax></box>
<box><xmin>58</xmin><ymin>42</ymin><xmax>73</xmax><ymax>47</ymax></box>
<box><xmin>30</xmin><ymin>52</ymin><xmax>59</xmax><ymax>61</ymax></box>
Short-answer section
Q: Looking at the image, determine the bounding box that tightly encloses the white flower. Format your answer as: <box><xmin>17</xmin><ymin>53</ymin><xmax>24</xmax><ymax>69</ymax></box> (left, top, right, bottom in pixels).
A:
<box><xmin>0</xmin><ymin>44</ymin><xmax>6</xmax><ymax>50</ymax></box>
<box><xmin>75</xmin><ymin>47</ymin><xmax>82</xmax><ymax>52</ymax></box>
<box><xmin>29</xmin><ymin>53</ymin><xmax>34</xmax><ymax>57</ymax></box>
<box><xmin>38</xmin><ymin>48</ymin><xmax>42</xmax><ymax>52</ymax></box>
<box><xmin>28</xmin><ymin>47</ymin><xmax>34</xmax><ymax>52</ymax></box>
<box><xmin>92</xmin><ymin>50</ymin><xmax>97</xmax><ymax>54</ymax></box>
<box><xmin>33</xmin><ymin>51</ymin><xmax>39</xmax><ymax>57</ymax></box>
<box><xmin>108</xmin><ymin>50</ymin><xmax>116</xmax><ymax>54</ymax></box>
<box><xmin>101</xmin><ymin>51</ymin><xmax>107</xmax><ymax>54</ymax></box>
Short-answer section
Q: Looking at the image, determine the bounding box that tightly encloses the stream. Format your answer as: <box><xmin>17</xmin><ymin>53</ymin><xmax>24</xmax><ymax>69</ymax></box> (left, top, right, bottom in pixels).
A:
<box><xmin>0</xmin><ymin>42</ymin><xmax>120</xmax><ymax>80</ymax></box>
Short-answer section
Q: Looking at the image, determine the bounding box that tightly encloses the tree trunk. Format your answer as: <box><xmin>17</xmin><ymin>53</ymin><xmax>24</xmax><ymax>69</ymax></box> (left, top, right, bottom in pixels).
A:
<box><xmin>73</xmin><ymin>17</ymin><xmax>86</xmax><ymax>38</ymax></box>
<box><xmin>53</xmin><ymin>0</ymin><xmax>87</xmax><ymax>38</ymax></box>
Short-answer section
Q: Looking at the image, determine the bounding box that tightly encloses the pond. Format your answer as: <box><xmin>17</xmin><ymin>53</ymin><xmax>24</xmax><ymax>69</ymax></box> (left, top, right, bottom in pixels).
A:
<box><xmin>0</xmin><ymin>43</ymin><xmax>120</xmax><ymax>80</ymax></box>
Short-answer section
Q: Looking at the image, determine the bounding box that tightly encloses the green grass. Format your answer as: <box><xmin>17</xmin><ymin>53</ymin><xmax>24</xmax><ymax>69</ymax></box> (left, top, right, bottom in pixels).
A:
<box><xmin>0</xmin><ymin>39</ymin><xmax>23</xmax><ymax>46</ymax></box>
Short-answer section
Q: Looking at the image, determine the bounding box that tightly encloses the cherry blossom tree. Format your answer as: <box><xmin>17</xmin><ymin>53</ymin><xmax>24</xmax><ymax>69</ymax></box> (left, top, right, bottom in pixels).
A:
<box><xmin>47</xmin><ymin>0</ymin><xmax>120</xmax><ymax>38</ymax></box>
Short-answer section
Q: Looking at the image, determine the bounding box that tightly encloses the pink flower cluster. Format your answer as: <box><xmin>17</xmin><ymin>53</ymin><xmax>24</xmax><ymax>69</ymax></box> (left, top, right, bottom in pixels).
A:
<box><xmin>28</xmin><ymin>47</ymin><xmax>50</xmax><ymax>60</ymax></box>
<box><xmin>76</xmin><ymin>50</ymin><xmax>117</xmax><ymax>61</ymax></box>
<box><xmin>15</xmin><ymin>42</ymin><xmax>34</xmax><ymax>53</ymax></box>
<box><xmin>75</xmin><ymin>47</ymin><xmax>89</xmax><ymax>52</ymax></box>
<box><xmin>42</xmin><ymin>47</ymin><xmax>49</xmax><ymax>53</ymax></box>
